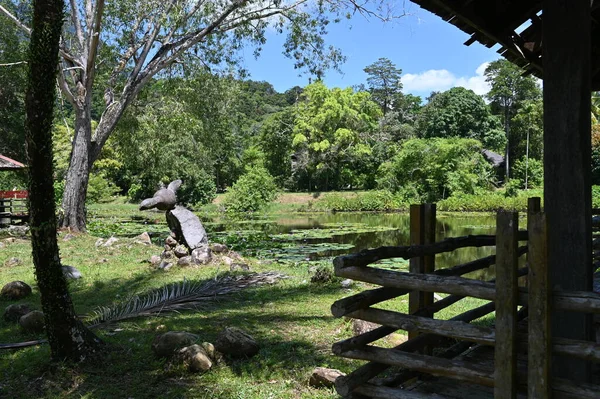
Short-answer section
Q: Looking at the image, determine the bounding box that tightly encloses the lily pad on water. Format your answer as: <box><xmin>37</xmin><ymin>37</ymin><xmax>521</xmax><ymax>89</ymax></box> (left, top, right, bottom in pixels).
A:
<box><xmin>271</xmin><ymin>225</ymin><xmax>397</xmax><ymax>241</ymax></box>
<box><xmin>255</xmin><ymin>242</ymin><xmax>356</xmax><ymax>262</ymax></box>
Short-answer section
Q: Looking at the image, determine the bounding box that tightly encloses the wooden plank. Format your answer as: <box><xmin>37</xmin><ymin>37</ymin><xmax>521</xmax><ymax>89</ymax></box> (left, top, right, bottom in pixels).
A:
<box><xmin>543</xmin><ymin>0</ymin><xmax>593</xmax><ymax>381</ymax></box>
<box><xmin>349</xmin><ymin>307</ymin><xmax>495</xmax><ymax>345</ymax></box>
<box><xmin>334</xmin><ymin>302</ymin><xmax>497</xmax><ymax>397</ymax></box>
<box><xmin>334</xmin><ymin>232</ymin><xmax>528</xmax><ymax>269</ymax></box>
<box><xmin>335</xmin><ymin>264</ymin><xmax>600</xmax><ymax>314</ymax></box>
<box><xmin>409</xmin><ymin>204</ymin><xmax>425</xmax><ymax>341</ymax></box>
<box><xmin>339</xmin><ymin>345</ymin><xmax>496</xmax><ymax>387</ymax></box>
<box><xmin>331</xmin><ymin>247</ymin><xmax>527</xmax><ymax>318</ymax></box>
<box><xmin>494</xmin><ymin>211</ymin><xmax>519</xmax><ymax>399</ymax></box>
<box><xmin>527</xmin><ymin>211</ymin><xmax>550</xmax><ymax>398</ymax></box>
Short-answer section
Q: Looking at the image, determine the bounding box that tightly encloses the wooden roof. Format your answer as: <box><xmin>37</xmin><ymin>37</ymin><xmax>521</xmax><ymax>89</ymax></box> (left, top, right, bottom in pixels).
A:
<box><xmin>411</xmin><ymin>0</ymin><xmax>600</xmax><ymax>90</ymax></box>
<box><xmin>0</xmin><ymin>154</ymin><xmax>25</xmax><ymax>171</ymax></box>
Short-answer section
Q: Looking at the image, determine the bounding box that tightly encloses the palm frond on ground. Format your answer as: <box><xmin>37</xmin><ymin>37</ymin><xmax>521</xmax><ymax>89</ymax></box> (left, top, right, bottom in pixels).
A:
<box><xmin>85</xmin><ymin>272</ymin><xmax>287</xmax><ymax>328</ymax></box>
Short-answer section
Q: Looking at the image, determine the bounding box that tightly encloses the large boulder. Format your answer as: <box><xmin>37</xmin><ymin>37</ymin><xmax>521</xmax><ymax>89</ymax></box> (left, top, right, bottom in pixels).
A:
<box><xmin>19</xmin><ymin>310</ymin><xmax>45</xmax><ymax>333</ymax></box>
<box><xmin>152</xmin><ymin>331</ymin><xmax>199</xmax><ymax>357</ymax></box>
<box><xmin>166</xmin><ymin>206</ymin><xmax>208</xmax><ymax>250</ymax></box>
<box><xmin>3</xmin><ymin>303</ymin><xmax>32</xmax><ymax>322</ymax></box>
<box><xmin>214</xmin><ymin>327</ymin><xmax>259</xmax><ymax>358</ymax></box>
<box><xmin>1</xmin><ymin>281</ymin><xmax>32</xmax><ymax>300</ymax></box>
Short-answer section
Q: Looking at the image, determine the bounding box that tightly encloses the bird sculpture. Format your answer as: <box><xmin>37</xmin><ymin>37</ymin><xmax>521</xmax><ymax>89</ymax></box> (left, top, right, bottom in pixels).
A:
<box><xmin>139</xmin><ymin>179</ymin><xmax>182</xmax><ymax>211</ymax></box>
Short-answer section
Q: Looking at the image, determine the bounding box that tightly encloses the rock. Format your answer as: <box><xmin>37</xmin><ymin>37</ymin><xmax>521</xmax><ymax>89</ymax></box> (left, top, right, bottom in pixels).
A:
<box><xmin>3</xmin><ymin>303</ymin><xmax>32</xmax><ymax>322</ymax></box>
<box><xmin>210</xmin><ymin>243</ymin><xmax>228</xmax><ymax>254</ymax></box>
<box><xmin>177</xmin><ymin>256</ymin><xmax>193</xmax><ymax>267</ymax></box>
<box><xmin>178</xmin><ymin>344</ymin><xmax>213</xmax><ymax>372</ymax></box>
<box><xmin>19</xmin><ymin>311</ymin><xmax>45</xmax><ymax>333</ymax></box>
<box><xmin>152</xmin><ymin>331</ymin><xmax>199</xmax><ymax>357</ymax></box>
<box><xmin>340</xmin><ymin>279</ymin><xmax>354</xmax><ymax>289</ymax></box>
<box><xmin>158</xmin><ymin>261</ymin><xmax>173</xmax><ymax>270</ymax></box>
<box><xmin>95</xmin><ymin>238</ymin><xmax>105</xmax><ymax>247</ymax></box>
<box><xmin>0</xmin><ymin>242</ymin><xmax>4</xmax><ymax>249</ymax></box>
<box><xmin>214</xmin><ymin>327</ymin><xmax>259</xmax><ymax>358</ymax></box>
<box><xmin>191</xmin><ymin>245</ymin><xmax>212</xmax><ymax>265</ymax></box>
<box><xmin>221</xmin><ymin>256</ymin><xmax>234</xmax><ymax>266</ymax></box>
<box><xmin>150</xmin><ymin>255</ymin><xmax>162</xmax><ymax>266</ymax></box>
<box><xmin>133</xmin><ymin>232</ymin><xmax>152</xmax><ymax>245</ymax></box>
<box><xmin>102</xmin><ymin>236</ymin><xmax>119</xmax><ymax>247</ymax></box>
<box><xmin>8</xmin><ymin>225</ymin><xmax>28</xmax><ymax>236</ymax></box>
<box><xmin>4</xmin><ymin>237</ymin><xmax>16</xmax><ymax>244</ymax></box>
<box><xmin>352</xmin><ymin>319</ymin><xmax>380</xmax><ymax>336</ymax></box>
<box><xmin>161</xmin><ymin>250</ymin><xmax>174</xmax><ymax>260</ymax></box>
<box><xmin>230</xmin><ymin>263</ymin><xmax>250</xmax><ymax>272</ymax></box>
<box><xmin>62</xmin><ymin>233</ymin><xmax>76</xmax><ymax>242</ymax></box>
<box><xmin>173</xmin><ymin>245</ymin><xmax>189</xmax><ymax>258</ymax></box>
<box><xmin>165</xmin><ymin>236</ymin><xmax>178</xmax><ymax>247</ymax></box>
<box><xmin>228</xmin><ymin>251</ymin><xmax>243</xmax><ymax>260</ymax></box>
<box><xmin>4</xmin><ymin>257</ymin><xmax>22</xmax><ymax>267</ymax></box>
<box><xmin>309</xmin><ymin>367</ymin><xmax>345</xmax><ymax>388</ymax></box>
<box><xmin>62</xmin><ymin>265</ymin><xmax>82</xmax><ymax>280</ymax></box>
<box><xmin>139</xmin><ymin>180</ymin><xmax>181</xmax><ymax>211</ymax></box>
<box><xmin>166</xmin><ymin>206</ymin><xmax>208</xmax><ymax>250</ymax></box>
<box><xmin>1</xmin><ymin>281</ymin><xmax>32</xmax><ymax>300</ymax></box>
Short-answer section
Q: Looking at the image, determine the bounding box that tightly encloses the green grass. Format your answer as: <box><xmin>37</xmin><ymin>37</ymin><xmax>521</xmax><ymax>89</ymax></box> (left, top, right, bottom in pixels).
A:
<box><xmin>0</xmin><ymin>203</ymin><xmax>502</xmax><ymax>398</ymax></box>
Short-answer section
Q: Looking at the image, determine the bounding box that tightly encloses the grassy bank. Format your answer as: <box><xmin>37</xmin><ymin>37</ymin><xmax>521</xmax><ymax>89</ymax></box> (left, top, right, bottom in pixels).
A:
<box><xmin>0</xmin><ymin>205</ymin><xmax>492</xmax><ymax>399</ymax></box>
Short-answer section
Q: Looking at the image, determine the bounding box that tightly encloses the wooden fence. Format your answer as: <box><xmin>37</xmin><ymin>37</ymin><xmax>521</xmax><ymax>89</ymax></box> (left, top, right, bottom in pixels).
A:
<box><xmin>0</xmin><ymin>190</ymin><xmax>28</xmax><ymax>226</ymax></box>
<box><xmin>331</xmin><ymin>198</ymin><xmax>600</xmax><ymax>398</ymax></box>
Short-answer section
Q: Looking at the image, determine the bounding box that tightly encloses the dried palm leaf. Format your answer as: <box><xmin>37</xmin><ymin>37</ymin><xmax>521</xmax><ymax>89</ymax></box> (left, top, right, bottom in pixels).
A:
<box><xmin>85</xmin><ymin>272</ymin><xmax>286</xmax><ymax>328</ymax></box>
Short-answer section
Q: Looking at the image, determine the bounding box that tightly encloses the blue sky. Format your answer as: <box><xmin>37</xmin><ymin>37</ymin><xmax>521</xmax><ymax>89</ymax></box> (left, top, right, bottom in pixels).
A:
<box><xmin>239</xmin><ymin>3</ymin><xmax>502</xmax><ymax>99</ymax></box>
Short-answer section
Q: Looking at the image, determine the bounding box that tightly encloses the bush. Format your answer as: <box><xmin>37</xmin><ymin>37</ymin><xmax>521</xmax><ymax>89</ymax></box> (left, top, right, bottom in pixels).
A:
<box><xmin>87</xmin><ymin>173</ymin><xmax>120</xmax><ymax>204</ymax></box>
<box><xmin>438</xmin><ymin>189</ymin><xmax>544</xmax><ymax>212</ymax></box>
<box><xmin>223</xmin><ymin>166</ymin><xmax>278</xmax><ymax>213</ymax></box>
<box><xmin>314</xmin><ymin>190</ymin><xmax>407</xmax><ymax>212</ymax></box>
<box><xmin>512</xmin><ymin>157</ymin><xmax>543</xmax><ymax>189</ymax></box>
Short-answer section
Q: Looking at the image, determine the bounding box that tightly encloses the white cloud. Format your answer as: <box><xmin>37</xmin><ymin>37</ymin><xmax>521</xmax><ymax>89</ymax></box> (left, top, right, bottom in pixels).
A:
<box><xmin>403</xmin><ymin>62</ymin><xmax>491</xmax><ymax>96</ymax></box>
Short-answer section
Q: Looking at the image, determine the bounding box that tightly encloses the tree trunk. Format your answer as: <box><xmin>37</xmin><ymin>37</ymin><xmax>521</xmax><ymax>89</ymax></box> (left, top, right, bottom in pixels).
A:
<box><xmin>504</xmin><ymin>105</ymin><xmax>510</xmax><ymax>180</ymax></box>
<box><xmin>25</xmin><ymin>0</ymin><xmax>102</xmax><ymax>361</ymax></box>
<box><xmin>60</xmin><ymin>104</ymin><xmax>92</xmax><ymax>232</ymax></box>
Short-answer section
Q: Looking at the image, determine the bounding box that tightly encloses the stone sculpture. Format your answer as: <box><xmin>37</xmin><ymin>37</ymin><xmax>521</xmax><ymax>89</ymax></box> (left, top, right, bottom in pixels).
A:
<box><xmin>139</xmin><ymin>179</ymin><xmax>209</xmax><ymax>254</ymax></box>
<box><xmin>139</xmin><ymin>179</ymin><xmax>182</xmax><ymax>211</ymax></box>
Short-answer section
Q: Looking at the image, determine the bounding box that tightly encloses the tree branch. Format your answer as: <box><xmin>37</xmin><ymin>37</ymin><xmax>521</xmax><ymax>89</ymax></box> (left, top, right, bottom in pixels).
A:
<box><xmin>68</xmin><ymin>0</ymin><xmax>85</xmax><ymax>50</ymax></box>
<box><xmin>0</xmin><ymin>61</ymin><xmax>27</xmax><ymax>67</ymax></box>
<box><xmin>0</xmin><ymin>4</ymin><xmax>31</xmax><ymax>35</ymax></box>
<box><xmin>85</xmin><ymin>0</ymin><xmax>105</xmax><ymax>93</ymax></box>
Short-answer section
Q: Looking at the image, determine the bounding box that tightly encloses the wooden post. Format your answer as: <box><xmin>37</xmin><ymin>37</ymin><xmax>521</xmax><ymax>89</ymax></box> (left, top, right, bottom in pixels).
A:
<box><xmin>494</xmin><ymin>211</ymin><xmax>519</xmax><ymax>399</ymax></box>
<box><xmin>409</xmin><ymin>204</ymin><xmax>435</xmax><ymax>343</ymax></box>
<box><xmin>543</xmin><ymin>0</ymin><xmax>592</xmax><ymax>381</ymax></box>
<box><xmin>528</xmin><ymin>210</ymin><xmax>550</xmax><ymax>398</ymax></box>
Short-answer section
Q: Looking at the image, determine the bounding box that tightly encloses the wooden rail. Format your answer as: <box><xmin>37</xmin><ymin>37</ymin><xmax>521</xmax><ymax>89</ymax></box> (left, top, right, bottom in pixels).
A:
<box><xmin>331</xmin><ymin>199</ymin><xmax>600</xmax><ymax>399</ymax></box>
<box><xmin>0</xmin><ymin>190</ymin><xmax>28</xmax><ymax>225</ymax></box>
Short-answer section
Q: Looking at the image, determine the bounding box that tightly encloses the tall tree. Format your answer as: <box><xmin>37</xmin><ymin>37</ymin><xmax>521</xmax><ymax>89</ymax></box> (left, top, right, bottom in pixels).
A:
<box><xmin>415</xmin><ymin>87</ymin><xmax>505</xmax><ymax>152</ymax></box>
<box><xmin>363</xmin><ymin>57</ymin><xmax>402</xmax><ymax>115</ymax></box>
<box><xmin>484</xmin><ymin>59</ymin><xmax>541</xmax><ymax>179</ymax></box>
<box><xmin>1</xmin><ymin>0</ymin><xmax>404</xmax><ymax>231</ymax></box>
<box><xmin>25</xmin><ymin>0</ymin><xmax>102</xmax><ymax>360</ymax></box>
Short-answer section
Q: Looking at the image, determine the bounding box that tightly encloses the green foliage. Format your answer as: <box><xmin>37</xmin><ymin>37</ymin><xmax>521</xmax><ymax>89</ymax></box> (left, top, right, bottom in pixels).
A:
<box><xmin>415</xmin><ymin>87</ymin><xmax>505</xmax><ymax>152</ymax></box>
<box><xmin>0</xmin><ymin>171</ymin><xmax>27</xmax><ymax>190</ymax></box>
<box><xmin>0</xmin><ymin>6</ymin><xmax>28</xmax><ymax>160</ymax></box>
<box><xmin>438</xmin><ymin>189</ymin><xmax>544</xmax><ymax>212</ymax></box>
<box><xmin>364</xmin><ymin>57</ymin><xmax>403</xmax><ymax>114</ymax></box>
<box><xmin>314</xmin><ymin>190</ymin><xmax>406</xmax><ymax>212</ymax></box>
<box><xmin>223</xmin><ymin>166</ymin><xmax>278</xmax><ymax>213</ymax></box>
<box><xmin>292</xmin><ymin>81</ymin><xmax>382</xmax><ymax>191</ymax></box>
<box><xmin>377</xmin><ymin>138</ymin><xmax>492</xmax><ymax>202</ymax></box>
<box><xmin>259</xmin><ymin>109</ymin><xmax>295</xmax><ymax>187</ymax></box>
<box><xmin>512</xmin><ymin>157</ymin><xmax>543</xmax><ymax>189</ymax></box>
<box><xmin>87</xmin><ymin>173</ymin><xmax>120</xmax><ymax>204</ymax></box>
<box><xmin>592</xmin><ymin>185</ymin><xmax>600</xmax><ymax>208</ymax></box>
<box><xmin>504</xmin><ymin>179</ymin><xmax>522</xmax><ymax>197</ymax></box>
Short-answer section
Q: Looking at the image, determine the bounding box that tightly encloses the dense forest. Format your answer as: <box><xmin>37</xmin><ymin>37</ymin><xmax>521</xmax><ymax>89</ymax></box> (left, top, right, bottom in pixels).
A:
<box><xmin>1</xmin><ymin>2</ymin><xmax>599</xmax><ymax>211</ymax></box>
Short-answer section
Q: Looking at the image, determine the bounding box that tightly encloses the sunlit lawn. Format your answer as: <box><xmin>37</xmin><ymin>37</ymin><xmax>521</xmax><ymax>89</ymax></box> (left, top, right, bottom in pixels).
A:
<box><xmin>0</xmin><ymin>202</ymin><xmax>500</xmax><ymax>398</ymax></box>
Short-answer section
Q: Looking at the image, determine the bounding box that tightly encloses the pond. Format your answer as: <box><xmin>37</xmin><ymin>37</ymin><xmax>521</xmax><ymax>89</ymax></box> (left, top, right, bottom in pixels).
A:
<box><xmin>89</xmin><ymin>210</ymin><xmax>513</xmax><ymax>281</ymax></box>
